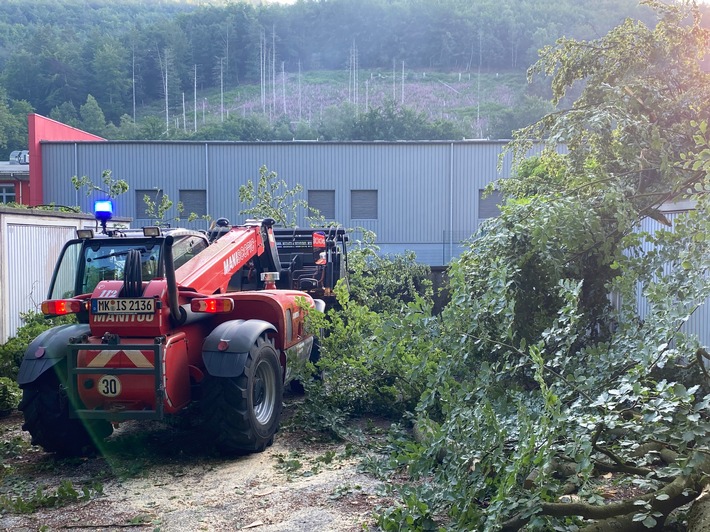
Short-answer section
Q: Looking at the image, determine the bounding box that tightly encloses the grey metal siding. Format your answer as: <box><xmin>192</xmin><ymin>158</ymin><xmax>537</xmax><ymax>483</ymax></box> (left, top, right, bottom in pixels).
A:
<box><xmin>42</xmin><ymin>140</ymin><xmax>515</xmax><ymax>265</ymax></box>
<box><xmin>179</xmin><ymin>189</ymin><xmax>207</xmax><ymax>216</ymax></box>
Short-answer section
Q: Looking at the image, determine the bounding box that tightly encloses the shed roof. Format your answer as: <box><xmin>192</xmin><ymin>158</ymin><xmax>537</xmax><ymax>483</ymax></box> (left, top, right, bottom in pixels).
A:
<box><xmin>0</xmin><ymin>161</ymin><xmax>29</xmax><ymax>181</ymax></box>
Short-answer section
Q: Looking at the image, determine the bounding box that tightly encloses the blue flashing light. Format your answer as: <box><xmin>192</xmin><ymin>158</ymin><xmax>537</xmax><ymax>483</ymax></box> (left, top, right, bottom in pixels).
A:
<box><xmin>94</xmin><ymin>200</ymin><xmax>113</xmax><ymax>221</ymax></box>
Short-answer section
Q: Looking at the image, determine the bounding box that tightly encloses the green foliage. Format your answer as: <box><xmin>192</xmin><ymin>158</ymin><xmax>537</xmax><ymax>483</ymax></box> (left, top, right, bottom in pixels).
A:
<box><xmin>0</xmin><ymin>88</ymin><xmax>32</xmax><ymax>158</ymax></box>
<box><xmin>370</xmin><ymin>3</ymin><xmax>710</xmax><ymax>530</ymax></box>
<box><xmin>0</xmin><ymin>0</ymin><xmax>652</xmax><ymax>143</ymax></box>
<box><xmin>0</xmin><ymin>377</ymin><xmax>21</xmax><ymax>416</ymax></box>
<box><xmin>376</xmin><ymin>489</ymin><xmax>442</xmax><ymax>531</ymax></box>
<box><xmin>487</xmin><ymin>95</ymin><xmax>556</xmax><ymax>139</ymax></box>
<box><xmin>190</xmin><ymin>115</ymin><xmax>275</xmax><ymax>141</ymax></box>
<box><xmin>238</xmin><ymin>165</ymin><xmax>309</xmax><ymax>227</ymax></box>
<box><xmin>79</xmin><ymin>95</ymin><xmax>107</xmax><ymax>137</ymax></box>
<box><xmin>142</xmin><ymin>190</ymin><xmax>183</xmax><ymax>226</ymax></box>
<box><xmin>71</xmin><ymin>169</ymin><xmax>129</xmax><ymax>200</ymax></box>
<box><xmin>347</xmin><ymin>247</ymin><xmax>433</xmax><ymax>315</ymax></box>
<box><xmin>350</xmin><ymin>101</ymin><xmax>465</xmax><ymax>141</ymax></box>
<box><xmin>299</xmin><ymin>249</ymin><xmax>439</xmax><ymax>425</ymax></box>
<box><xmin>0</xmin><ymin>479</ymin><xmax>103</xmax><ymax>514</ymax></box>
<box><xmin>49</xmin><ymin>101</ymin><xmax>80</xmax><ymax>128</ymax></box>
<box><xmin>0</xmin><ymin>312</ymin><xmax>75</xmax><ymax>380</ymax></box>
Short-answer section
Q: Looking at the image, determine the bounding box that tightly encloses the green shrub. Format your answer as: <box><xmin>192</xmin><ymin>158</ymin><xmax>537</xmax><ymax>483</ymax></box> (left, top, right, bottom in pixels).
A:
<box><xmin>347</xmin><ymin>248</ymin><xmax>433</xmax><ymax>315</ymax></box>
<box><xmin>298</xmin><ymin>250</ymin><xmax>439</xmax><ymax>430</ymax></box>
<box><xmin>0</xmin><ymin>311</ymin><xmax>75</xmax><ymax>380</ymax></box>
<box><xmin>0</xmin><ymin>377</ymin><xmax>21</xmax><ymax>416</ymax></box>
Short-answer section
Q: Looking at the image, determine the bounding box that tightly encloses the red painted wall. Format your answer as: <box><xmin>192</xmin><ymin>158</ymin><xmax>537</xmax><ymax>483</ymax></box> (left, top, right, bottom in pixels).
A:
<box><xmin>28</xmin><ymin>114</ymin><xmax>104</xmax><ymax>206</ymax></box>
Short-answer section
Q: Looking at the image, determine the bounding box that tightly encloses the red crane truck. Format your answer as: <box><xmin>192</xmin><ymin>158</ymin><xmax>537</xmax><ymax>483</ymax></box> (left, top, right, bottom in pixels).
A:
<box><xmin>16</xmin><ymin>204</ymin><xmax>337</xmax><ymax>455</ymax></box>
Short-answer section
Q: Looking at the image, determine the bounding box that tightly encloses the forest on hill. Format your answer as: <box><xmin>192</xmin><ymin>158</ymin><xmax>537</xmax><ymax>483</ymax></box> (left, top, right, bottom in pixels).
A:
<box><xmin>0</xmin><ymin>0</ymin><xmax>682</xmax><ymax>156</ymax></box>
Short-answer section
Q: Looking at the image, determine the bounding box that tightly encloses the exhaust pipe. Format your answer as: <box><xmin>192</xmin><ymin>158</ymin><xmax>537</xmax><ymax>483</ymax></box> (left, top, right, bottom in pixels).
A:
<box><xmin>163</xmin><ymin>236</ymin><xmax>185</xmax><ymax>325</ymax></box>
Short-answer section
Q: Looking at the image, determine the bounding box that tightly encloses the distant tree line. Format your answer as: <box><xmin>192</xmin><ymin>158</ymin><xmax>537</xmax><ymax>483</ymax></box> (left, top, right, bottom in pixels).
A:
<box><xmin>0</xmin><ymin>0</ymin><xmax>664</xmax><ymax>155</ymax></box>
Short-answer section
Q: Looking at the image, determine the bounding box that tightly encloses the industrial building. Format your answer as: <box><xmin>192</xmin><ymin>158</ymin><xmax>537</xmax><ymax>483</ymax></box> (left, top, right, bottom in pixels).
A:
<box><xmin>22</xmin><ymin>114</ymin><xmax>515</xmax><ymax>266</ymax></box>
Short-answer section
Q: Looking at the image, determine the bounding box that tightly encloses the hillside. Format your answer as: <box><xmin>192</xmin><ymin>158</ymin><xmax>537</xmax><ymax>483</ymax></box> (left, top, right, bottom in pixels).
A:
<box><xmin>0</xmin><ymin>0</ymin><xmax>661</xmax><ymax>148</ymax></box>
<box><xmin>138</xmin><ymin>69</ymin><xmax>538</xmax><ymax>141</ymax></box>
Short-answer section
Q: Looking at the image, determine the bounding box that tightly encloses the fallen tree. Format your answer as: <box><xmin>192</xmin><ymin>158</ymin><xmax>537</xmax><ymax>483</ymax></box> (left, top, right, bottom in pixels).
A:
<box><xmin>349</xmin><ymin>1</ymin><xmax>710</xmax><ymax>530</ymax></box>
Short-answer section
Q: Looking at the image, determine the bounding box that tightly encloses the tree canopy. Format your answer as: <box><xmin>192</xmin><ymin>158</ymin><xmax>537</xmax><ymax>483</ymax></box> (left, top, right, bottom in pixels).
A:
<box><xmin>296</xmin><ymin>1</ymin><xmax>710</xmax><ymax>530</ymax></box>
<box><xmin>0</xmin><ymin>0</ymin><xmax>659</xmax><ymax>154</ymax></box>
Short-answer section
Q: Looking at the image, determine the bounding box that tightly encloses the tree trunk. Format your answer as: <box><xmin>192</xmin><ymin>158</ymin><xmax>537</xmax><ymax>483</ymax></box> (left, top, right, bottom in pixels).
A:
<box><xmin>689</xmin><ymin>486</ymin><xmax>710</xmax><ymax>532</ymax></box>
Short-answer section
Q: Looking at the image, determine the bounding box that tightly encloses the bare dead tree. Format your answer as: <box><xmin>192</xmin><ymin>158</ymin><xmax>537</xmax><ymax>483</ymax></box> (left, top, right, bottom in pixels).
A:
<box><xmin>156</xmin><ymin>47</ymin><xmax>170</xmax><ymax>136</ymax></box>
<box><xmin>272</xmin><ymin>25</ymin><xmax>276</xmax><ymax>121</ymax></box>
<box><xmin>260</xmin><ymin>30</ymin><xmax>266</xmax><ymax>114</ymax></box>
<box><xmin>281</xmin><ymin>61</ymin><xmax>286</xmax><ymax>115</ymax></box>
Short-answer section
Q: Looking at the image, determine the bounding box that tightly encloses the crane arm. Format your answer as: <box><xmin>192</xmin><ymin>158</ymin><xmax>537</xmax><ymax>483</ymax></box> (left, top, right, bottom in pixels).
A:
<box><xmin>175</xmin><ymin>224</ymin><xmax>266</xmax><ymax>295</ymax></box>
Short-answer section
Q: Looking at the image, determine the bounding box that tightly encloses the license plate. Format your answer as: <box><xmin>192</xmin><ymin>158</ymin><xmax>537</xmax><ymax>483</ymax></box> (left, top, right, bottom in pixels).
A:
<box><xmin>91</xmin><ymin>298</ymin><xmax>155</xmax><ymax>314</ymax></box>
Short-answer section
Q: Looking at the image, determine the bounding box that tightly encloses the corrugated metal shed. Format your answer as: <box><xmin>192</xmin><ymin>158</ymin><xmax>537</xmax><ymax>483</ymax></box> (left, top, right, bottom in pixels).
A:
<box><xmin>40</xmin><ymin>140</ymin><xmax>521</xmax><ymax>265</ymax></box>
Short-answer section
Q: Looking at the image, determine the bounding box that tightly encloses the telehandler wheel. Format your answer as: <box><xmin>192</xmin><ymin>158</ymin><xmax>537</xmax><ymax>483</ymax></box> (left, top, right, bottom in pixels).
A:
<box><xmin>201</xmin><ymin>335</ymin><xmax>283</xmax><ymax>453</ymax></box>
<box><xmin>19</xmin><ymin>369</ymin><xmax>113</xmax><ymax>456</ymax></box>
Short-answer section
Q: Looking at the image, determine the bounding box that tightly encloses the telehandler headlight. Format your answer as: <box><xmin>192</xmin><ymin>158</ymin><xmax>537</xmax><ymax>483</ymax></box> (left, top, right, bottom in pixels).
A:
<box><xmin>143</xmin><ymin>226</ymin><xmax>161</xmax><ymax>237</ymax></box>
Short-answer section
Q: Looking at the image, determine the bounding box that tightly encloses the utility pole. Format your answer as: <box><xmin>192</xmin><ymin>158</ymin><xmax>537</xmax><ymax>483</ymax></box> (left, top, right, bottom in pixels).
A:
<box><xmin>194</xmin><ymin>64</ymin><xmax>197</xmax><ymax>132</ymax></box>
<box><xmin>477</xmin><ymin>29</ymin><xmax>482</xmax><ymax>138</ymax></box>
<box><xmin>157</xmin><ymin>48</ymin><xmax>169</xmax><ymax>136</ymax></box>
<box><xmin>272</xmin><ymin>26</ymin><xmax>276</xmax><ymax>121</ymax></box>
<box><xmin>354</xmin><ymin>43</ymin><xmax>359</xmax><ymax>114</ymax></box>
<box><xmin>260</xmin><ymin>31</ymin><xmax>266</xmax><ymax>114</ymax></box>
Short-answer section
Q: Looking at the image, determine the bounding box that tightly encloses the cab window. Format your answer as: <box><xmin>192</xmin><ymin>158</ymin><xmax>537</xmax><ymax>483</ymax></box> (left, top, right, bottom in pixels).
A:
<box><xmin>172</xmin><ymin>236</ymin><xmax>208</xmax><ymax>270</ymax></box>
<box><xmin>49</xmin><ymin>242</ymin><xmax>82</xmax><ymax>299</ymax></box>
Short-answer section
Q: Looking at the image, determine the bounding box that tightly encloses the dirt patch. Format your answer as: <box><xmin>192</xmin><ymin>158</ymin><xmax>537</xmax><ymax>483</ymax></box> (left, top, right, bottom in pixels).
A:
<box><xmin>0</xmin><ymin>396</ymin><xmax>393</xmax><ymax>531</ymax></box>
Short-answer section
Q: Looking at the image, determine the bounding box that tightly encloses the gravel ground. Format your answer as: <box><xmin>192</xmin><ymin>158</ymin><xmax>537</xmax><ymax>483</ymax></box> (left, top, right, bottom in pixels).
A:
<box><xmin>0</xmin><ymin>397</ymin><xmax>392</xmax><ymax>531</ymax></box>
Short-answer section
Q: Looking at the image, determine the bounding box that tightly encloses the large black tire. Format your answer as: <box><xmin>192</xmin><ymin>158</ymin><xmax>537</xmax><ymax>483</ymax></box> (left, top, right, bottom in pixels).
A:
<box><xmin>19</xmin><ymin>369</ymin><xmax>113</xmax><ymax>456</ymax></box>
<box><xmin>201</xmin><ymin>335</ymin><xmax>283</xmax><ymax>453</ymax></box>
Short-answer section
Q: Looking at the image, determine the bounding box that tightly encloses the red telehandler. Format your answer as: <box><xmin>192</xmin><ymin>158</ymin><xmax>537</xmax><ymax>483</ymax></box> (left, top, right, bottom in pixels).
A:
<box><xmin>16</xmin><ymin>203</ymin><xmax>344</xmax><ymax>455</ymax></box>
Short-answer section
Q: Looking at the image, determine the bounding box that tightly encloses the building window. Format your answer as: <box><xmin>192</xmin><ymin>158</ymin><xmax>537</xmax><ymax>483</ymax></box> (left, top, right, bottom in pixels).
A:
<box><xmin>136</xmin><ymin>189</ymin><xmax>164</xmax><ymax>219</ymax></box>
<box><xmin>351</xmin><ymin>190</ymin><xmax>377</xmax><ymax>219</ymax></box>
<box><xmin>179</xmin><ymin>189</ymin><xmax>207</xmax><ymax>217</ymax></box>
<box><xmin>0</xmin><ymin>185</ymin><xmax>15</xmax><ymax>204</ymax></box>
<box><xmin>478</xmin><ymin>189</ymin><xmax>503</xmax><ymax>219</ymax></box>
<box><xmin>308</xmin><ymin>189</ymin><xmax>335</xmax><ymax>219</ymax></box>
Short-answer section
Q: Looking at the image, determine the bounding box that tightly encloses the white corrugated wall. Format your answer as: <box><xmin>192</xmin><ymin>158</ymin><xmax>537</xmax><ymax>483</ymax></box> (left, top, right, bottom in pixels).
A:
<box><xmin>0</xmin><ymin>212</ymin><xmax>81</xmax><ymax>342</ymax></box>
